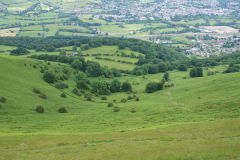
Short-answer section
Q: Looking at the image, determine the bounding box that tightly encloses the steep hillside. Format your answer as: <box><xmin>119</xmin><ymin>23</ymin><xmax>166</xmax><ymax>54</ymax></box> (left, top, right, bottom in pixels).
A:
<box><xmin>0</xmin><ymin>55</ymin><xmax>240</xmax><ymax>134</ymax></box>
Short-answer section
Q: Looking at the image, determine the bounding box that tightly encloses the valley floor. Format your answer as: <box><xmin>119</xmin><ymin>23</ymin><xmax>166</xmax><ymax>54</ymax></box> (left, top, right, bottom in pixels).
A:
<box><xmin>1</xmin><ymin>118</ymin><xmax>240</xmax><ymax>160</ymax></box>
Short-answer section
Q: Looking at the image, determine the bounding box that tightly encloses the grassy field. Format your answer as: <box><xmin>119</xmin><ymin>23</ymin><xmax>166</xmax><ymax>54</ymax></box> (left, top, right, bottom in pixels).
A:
<box><xmin>0</xmin><ymin>54</ymin><xmax>240</xmax><ymax>159</ymax></box>
<box><xmin>81</xmin><ymin>46</ymin><xmax>143</xmax><ymax>70</ymax></box>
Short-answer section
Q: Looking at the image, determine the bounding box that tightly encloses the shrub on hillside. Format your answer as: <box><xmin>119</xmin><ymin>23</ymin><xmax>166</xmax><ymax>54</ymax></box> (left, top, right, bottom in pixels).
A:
<box><xmin>224</xmin><ymin>64</ymin><xmax>239</xmax><ymax>73</ymax></box>
<box><xmin>61</xmin><ymin>93</ymin><xmax>67</xmax><ymax>98</ymax></box>
<box><xmin>164</xmin><ymin>82</ymin><xmax>174</xmax><ymax>88</ymax></box>
<box><xmin>136</xmin><ymin>97</ymin><xmax>140</xmax><ymax>101</ymax></box>
<box><xmin>145</xmin><ymin>82</ymin><xmax>159</xmax><ymax>93</ymax></box>
<box><xmin>86</xmin><ymin>96</ymin><xmax>92</xmax><ymax>101</ymax></box>
<box><xmin>163</xmin><ymin>72</ymin><xmax>169</xmax><ymax>81</ymax></box>
<box><xmin>108</xmin><ymin>103</ymin><xmax>113</xmax><ymax>107</ymax></box>
<box><xmin>58</xmin><ymin>107</ymin><xmax>67</xmax><ymax>113</ymax></box>
<box><xmin>10</xmin><ymin>47</ymin><xmax>29</xmax><ymax>56</ymax></box>
<box><xmin>110</xmin><ymin>79</ymin><xmax>121</xmax><ymax>93</ymax></box>
<box><xmin>43</xmin><ymin>72</ymin><xmax>57</xmax><ymax>83</ymax></box>
<box><xmin>33</xmin><ymin>88</ymin><xmax>41</xmax><ymax>94</ymax></box>
<box><xmin>113</xmin><ymin>106</ymin><xmax>120</xmax><ymax>112</ymax></box>
<box><xmin>55</xmin><ymin>81</ymin><xmax>69</xmax><ymax>89</ymax></box>
<box><xmin>128</xmin><ymin>96</ymin><xmax>133</xmax><ymax>100</ymax></box>
<box><xmin>36</xmin><ymin>105</ymin><xmax>44</xmax><ymax>113</ymax></box>
<box><xmin>130</xmin><ymin>108</ymin><xmax>136</xmax><ymax>113</ymax></box>
<box><xmin>0</xmin><ymin>97</ymin><xmax>6</xmax><ymax>103</ymax></box>
<box><xmin>39</xmin><ymin>93</ymin><xmax>47</xmax><ymax>99</ymax></box>
<box><xmin>91</xmin><ymin>80</ymin><xmax>111</xmax><ymax>95</ymax></box>
<box><xmin>207</xmin><ymin>71</ymin><xmax>216</xmax><ymax>76</ymax></box>
<box><xmin>101</xmin><ymin>96</ymin><xmax>107</xmax><ymax>100</ymax></box>
<box><xmin>72</xmin><ymin>88</ymin><xmax>78</xmax><ymax>94</ymax></box>
<box><xmin>178</xmin><ymin>64</ymin><xmax>188</xmax><ymax>71</ymax></box>
<box><xmin>76</xmin><ymin>80</ymin><xmax>89</xmax><ymax>90</ymax></box>
<box><xmin>190</xmin><ymin>67</ymin><xmax>203</xmax><ymax>78</ymax></box>
<box><xmin>121</xmin><ymin>81</ymin><xmax>132</xmax><ymax>92</ymax></box>
<box><xmin>121</xmin><ymin>98</ymin><xmax>127</xmax><ymax>103</ymax></box>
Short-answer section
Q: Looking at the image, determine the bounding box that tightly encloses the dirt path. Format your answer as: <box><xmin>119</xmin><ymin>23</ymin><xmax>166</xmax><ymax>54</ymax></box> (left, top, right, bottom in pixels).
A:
<box><xmin>167</xmin><ymin>89</ymin><xmax>184</xmax><ymax>106</ymax></box>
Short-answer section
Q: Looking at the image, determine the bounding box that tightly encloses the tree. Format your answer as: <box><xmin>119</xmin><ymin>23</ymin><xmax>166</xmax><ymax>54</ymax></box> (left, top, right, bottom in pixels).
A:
<box><xmin>91</xmin><ymin>80</ymin><xmax>110</xmax><ymax>95</ymax></box>
<box><xmin>121</xmin><ymin>81</ymin><xmax>132</xmax><ymax>92</ymax></box>
<box><xmin>145</xmin><ymin>82</ymin><xmax>159</xmax><ymax>93</ymax></box>
<box><xmin>10</xmin><ymin>47</ymin><xmax>29</xmax><ymax>56</ymax></box>
<box><xmin>158</xmin><ymin>62</ymin><xmax>168</xmax><ymax>72</ymax></box>
<box><xmin>178</xmin><ymin>64</ymin><xmax>188</xmax><ymax>71</ymax></box>
<box><xmin>224</xmin><ymin>64</ymin><xmax>239</xmax><ymax>73</ymax></box>
<box><xmin>148</xmin><ymin>64</ymin><xmax>159</xmax><ymax>74</ymax></box>
<box><xmin>76</xmin><ymin>80</ymin><xmax>89</xmax><ymax>90</ymax></box>
<box><xmin>43</xmin><ymin>72</ymin><xmax>57</xmax><ymax>83</ymax></box>
<box><xmin>71</xmin><ymin>59</ymin><xmax>85</xmax><ymax>71</ymax></box>
<box><xmin>163</xmin><ymin>72</ymin><xmax>169</xmax><ymax>81</ymax></box>
<box><xmin>75</xmin><ymin>72</ymin><xmax>86</xmax><ymax>80</ymax></box>
<box><xmin>86</xmin><ymin>61</ymin><xmax>102</xmax><ymax>77</ymax></box>
<box><xmin>110</xmin><ymin>79</ymin><xmax>121</xmax><ymax>93</ymax></box>
<box><xmin>190</xmin><ymin>67</ymin><xmax>203</xmax><ymax>78</ymax></box>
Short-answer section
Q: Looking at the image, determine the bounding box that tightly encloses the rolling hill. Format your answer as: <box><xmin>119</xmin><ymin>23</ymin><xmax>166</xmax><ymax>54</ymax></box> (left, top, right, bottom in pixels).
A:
<box><xmin>0</xmin><ymin>52</ymin><xmax>240</xmax><ymax>159</ymax></box>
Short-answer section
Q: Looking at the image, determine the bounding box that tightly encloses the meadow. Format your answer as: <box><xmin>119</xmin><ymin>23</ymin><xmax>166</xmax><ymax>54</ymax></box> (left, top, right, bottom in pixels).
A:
<box><xmin>0</xmin><ymin>52</ymin><xmax>240</xmax><ymax>159</ymax></box>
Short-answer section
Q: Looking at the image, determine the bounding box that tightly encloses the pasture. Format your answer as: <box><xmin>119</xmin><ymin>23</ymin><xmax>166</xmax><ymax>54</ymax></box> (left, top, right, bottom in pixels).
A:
<box><xmin>0</xmin><ymin>53</ymin><xmax>240</xmax><ymax>159</ymax></box>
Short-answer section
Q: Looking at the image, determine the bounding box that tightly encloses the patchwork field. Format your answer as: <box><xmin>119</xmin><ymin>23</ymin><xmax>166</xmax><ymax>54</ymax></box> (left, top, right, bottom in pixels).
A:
<box><xmin>200</xmin><ymin>26</ymin><xmax>239</xmax><ymax>34</ymax></box>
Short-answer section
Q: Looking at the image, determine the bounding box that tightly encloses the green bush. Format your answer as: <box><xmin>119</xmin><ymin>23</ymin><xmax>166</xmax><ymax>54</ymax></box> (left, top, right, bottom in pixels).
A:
<box><xmin>121</xmin><ymin>82</ymin><xmax>132</xmax><ymax>92</ymax></box>
<box><xmin>55</xmin><ymin>82</ymin><xmax>69</xmax><ymax>89</ymax></box>
<box><xmin>121</xmin><ymin>98</ymin><xmax>127</xmax><ymax>103</ymax></box>
<box><xmin>39</xmin><ymin>93</ymin><xmax>47</xmax><ymax>99</ymax></box>
<box><xmin>190</xmin><ymin>67</ymin><xmax>203</xmax><ymax>78</ymax></box>
<box><xmin>43</xmin><ymin>72</ymin><xmax>57</xmax><ymax>83</ymax></box>
<box><xmin>128</xmin><ymin>96</ymin><xmax>133</xmax><ymax>100</ymax></box>
<box><xmin>207</xmin><ymin>71</ymin><xmax>216</xmax><ymax>76</ymax></box>
<box><xmin>0</xmin><ymin>104</ymin><xmax>2</xmax><ymax>109</ymax></box>
<box><xmin>0</xmin><ymin>97</ymin><xmax>6</xmax><ymax>103</ymax></box>
<box><xmin>110</xmin><ymin>79</ymin><xmax>121</xmax><ymax>93</ymax></box>
<box><xmin>178</xmin><ymin>64</ymin><xmax>188</xmax><ymax>71</ymax></box>
<box><xmin>145</xmin><ymin>82</ymin><xmax>159</xmax><ymax>93</ymax></box>
<box><xmin>86</xmin><ymin>96</ymin><xmax>92</xmax><ymax>101</ymax></box>
<box><xmin>136</xmin><ymin>97</ymin><xmax>140</xmax><ymax>101</ymax></box>
<box><xmin>76</xmin><ymin>80</ymin><xmax>89</xmax><ymax>90</ymax></box>
<box><xmin>33</xmin><ymin>88</ymin><xmax>41</xmax><ymax>94</ymax></box>
<box><xmin>36</xmin><ymin>105</ymin><xmax>44</xmax><ymax>113</ymax></box>
<box><xmin>101</xmin><ymin>96</ymin><xmax>107</xmax><ymax>100</ymax></box>
<box><xmin>108</xmin><ymin>103</ymin><xmax>113</xmax><ymax>107</ymax></box>
<box><xmin>76</xmin><ymin>91</ymin><xmax>82</xmax><ymax>96</ymax></box>
<box><xmin>61</xmin><ymin>93</ymin><xmax>67</xmax><ymax>98</ymax></box>
<box><xmin>224</xmin><ymin>64</ymin><xmax>239</xmax><ymax>73</ymax></box>
<box><xmin>72</xmin><ymin>88</ymin><xmax>78</xmax><ymax>94</ymax></box>
<box><xmin>130</xmin><ymin>108</ymin><xmax>136</xmax><ymax>113</ymax></box>
<box><xmin>91</xmin><ymin>80</ymin><xmax>110</xmax><ymax>95</ymax></box>
<box><xmin>113</xmin><ymin>106</ymin><xmax>120</xmax><ymax>112</ymax></box>
<box><xmin>58</xmin><ymin>107</ymin><xmax>67</xmax><ymax>113</ymax></box>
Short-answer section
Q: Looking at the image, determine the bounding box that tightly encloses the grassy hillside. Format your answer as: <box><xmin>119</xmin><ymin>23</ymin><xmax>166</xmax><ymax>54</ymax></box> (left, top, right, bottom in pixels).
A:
<box><xmin>0</xmin><ymin>54</ymin><xmax>240</xmax><ymax>159</ymax></box>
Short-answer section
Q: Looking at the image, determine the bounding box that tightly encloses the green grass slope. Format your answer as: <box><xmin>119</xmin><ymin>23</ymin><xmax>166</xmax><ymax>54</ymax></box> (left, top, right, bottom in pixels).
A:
<box><xmin>0</xmin><ymin>55</ymin><xmax>240</xmax><ymax>159</ymax></box>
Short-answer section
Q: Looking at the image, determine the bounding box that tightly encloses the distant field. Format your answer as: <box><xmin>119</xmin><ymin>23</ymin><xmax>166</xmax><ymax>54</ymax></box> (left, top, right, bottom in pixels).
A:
<box><xmin>171</xmin><ymin>36</ymin><xmax>192</xmax><ymax>44</ymax></box>
<box><xmin>172</xmin><ymin>19</ymin><xmax>206</xmax><ymax>25</ymax></box>
<box><xmin>0</xmin><ymin>28</ymin><xmax>19</xmax><ymax>37</ymax></box>
<box><xmin>82</xmin><ymin>46</ymin><xmax>142</xmax><ymax>70</ymax></box>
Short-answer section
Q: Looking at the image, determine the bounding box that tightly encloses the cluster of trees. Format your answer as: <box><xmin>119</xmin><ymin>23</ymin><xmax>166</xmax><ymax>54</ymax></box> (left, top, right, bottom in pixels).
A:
<box><xmin>1</xmin><ymin>36</ymin><xmax>185</xmax><ymax>64</ymax></box>
<box><xmin>10</xmin><ymin>47</ymin><xmax>29</xmax><ymax>56</ymax></box>
<box><xmin>133</xmin><ymin>62</ymin><xmax>168</xmax><ymax>75</ymax></box>
<box><xmin>189</xmin><ymin>67</ymin><xmax>203</xmax><ymax>78</ymax></box>
<box><xmin>145</xmin><ymin>73</ymin><xmax>169</xmax><ymax>93</ymax></box>
<box><xmin>30</xmin><ymin>54</ymin><xmax>121</xmax><ymax>78</ymax></box>
<box><xmin>224</xmin><ymin>64</ymin><xmax>240</xmax><ymax>73</ymax></box>
<box><xmin>76</xmin><ymin>78</ymin><xmax>132</xmax><ymax>95</ymax></box>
